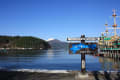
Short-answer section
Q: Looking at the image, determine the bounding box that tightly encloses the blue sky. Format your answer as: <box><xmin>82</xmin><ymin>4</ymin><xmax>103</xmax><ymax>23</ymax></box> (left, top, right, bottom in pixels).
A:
<box><xmin>0</xmin><ymin>0</ymin><xmax>120</xmax><ymax>41</ymax></box>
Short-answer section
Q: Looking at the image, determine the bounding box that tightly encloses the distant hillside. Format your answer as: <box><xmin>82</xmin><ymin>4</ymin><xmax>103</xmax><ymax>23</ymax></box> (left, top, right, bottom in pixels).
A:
<box><xmin>47</xmin><ymin>39</ymin><xmax>68</xmax><ymax>50</ymax></box>
<box><xmin>0</xmin><ymin>36</ymin><xmax>51</xmax><ymax>49</ymax></box>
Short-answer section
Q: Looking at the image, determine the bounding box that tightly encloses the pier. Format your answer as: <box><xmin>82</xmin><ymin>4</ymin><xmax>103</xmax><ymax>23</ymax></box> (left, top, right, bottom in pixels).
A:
<box><xmin>99</xmin><ymin>49</ymin><xmax>120</xmax><ymax>60</ymax></box>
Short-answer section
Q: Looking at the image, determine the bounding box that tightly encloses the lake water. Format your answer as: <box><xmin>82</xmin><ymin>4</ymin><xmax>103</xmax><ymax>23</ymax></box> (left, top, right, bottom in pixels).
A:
<box><xmin>0</xmin><ymin>50</ymin><xmax>120</xmax><ymax>71</ymax></box>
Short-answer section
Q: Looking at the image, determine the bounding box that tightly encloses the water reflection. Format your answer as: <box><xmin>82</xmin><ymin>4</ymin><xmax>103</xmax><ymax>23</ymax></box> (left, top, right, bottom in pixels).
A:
<box><xmin>47</xmin><ymin>50</ymin><xmax>55</xmax><ymax>59</ymax></box>
<box><xmin>99</xmin><ymin>57</ymin><xmax>120</xmax><ymax>71</ymax></box>
<box><xmin>0</xmin><ymin>50</ymin><xmax>120</xmax><ymax>71</ymax></box>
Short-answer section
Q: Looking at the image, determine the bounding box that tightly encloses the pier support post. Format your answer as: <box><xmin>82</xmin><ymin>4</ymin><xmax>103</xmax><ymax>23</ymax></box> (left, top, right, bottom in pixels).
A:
<box><xmin>117</xmin><ymin>50</ymin><xmax>119</xmax><ymax>61</ymax></box>
<box><xmin>110</xmin><ymin>50</ymin><xmax>112</xmax><ymax>58</ymax></box>
<box><xmin>114</xmin><ymin>51</ymin><xmax>116</xmax><ymax>60</ymax></box>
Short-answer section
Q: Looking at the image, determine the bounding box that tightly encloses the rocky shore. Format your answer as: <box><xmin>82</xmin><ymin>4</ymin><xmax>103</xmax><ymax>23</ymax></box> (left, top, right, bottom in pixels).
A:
<box><xmin>0</xmin><ymin>70</ymin><xmax>120</xmax><ymax>80</ymax></box>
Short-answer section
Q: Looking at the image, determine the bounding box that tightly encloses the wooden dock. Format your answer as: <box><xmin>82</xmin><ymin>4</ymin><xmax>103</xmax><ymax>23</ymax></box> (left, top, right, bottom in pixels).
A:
<box><xmin>98</xmin><ymin>49</ymin><xmax>120</xmax><ymax>60</ymax></box>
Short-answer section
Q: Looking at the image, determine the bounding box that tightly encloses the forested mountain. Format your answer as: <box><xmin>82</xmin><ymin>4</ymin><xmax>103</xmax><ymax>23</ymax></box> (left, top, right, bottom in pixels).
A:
<box><xmin>0</xmin><ymin>36</ymin><xmax>51</xmax><ymax>49</ymax></box>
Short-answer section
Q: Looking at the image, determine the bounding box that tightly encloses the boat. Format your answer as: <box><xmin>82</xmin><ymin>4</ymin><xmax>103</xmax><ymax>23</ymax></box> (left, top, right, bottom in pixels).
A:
<box><xmin>98</xmin><ymin>9</ymin><xmax>120</xmax><ymax>53</ymax></box>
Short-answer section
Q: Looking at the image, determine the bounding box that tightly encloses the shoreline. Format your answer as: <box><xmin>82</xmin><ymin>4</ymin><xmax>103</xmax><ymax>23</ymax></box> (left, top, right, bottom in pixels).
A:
<box><xmin>0</xmin><ymin>69</ymin><xmax>120</xmax><ymax>80</ymax></box>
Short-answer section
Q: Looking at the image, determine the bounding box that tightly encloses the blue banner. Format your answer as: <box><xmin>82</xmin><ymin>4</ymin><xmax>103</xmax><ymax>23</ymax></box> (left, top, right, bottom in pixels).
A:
<box><xmin>70</xmin><ymin>43</ymin><xmax>97</xmax><ymax>54</ymax></box>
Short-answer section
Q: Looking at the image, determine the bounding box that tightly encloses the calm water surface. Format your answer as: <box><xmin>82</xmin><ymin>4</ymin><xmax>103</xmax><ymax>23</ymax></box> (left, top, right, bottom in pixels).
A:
<box><xmin>0</xmin><ymin>50</ymin><xmax>120</xmax><ymax>71</ymax></box>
